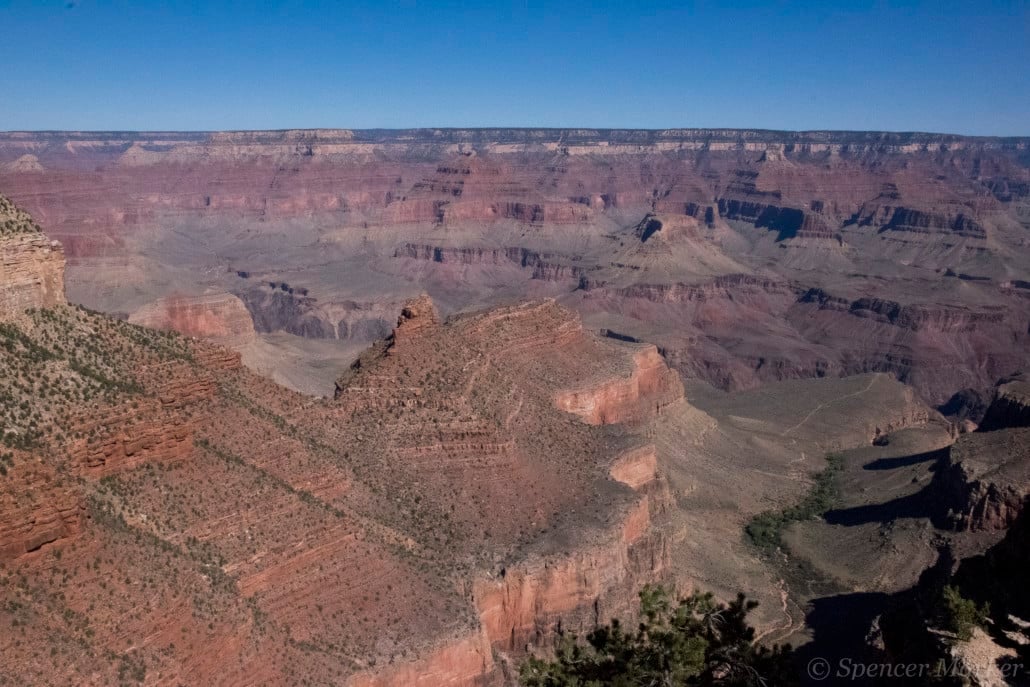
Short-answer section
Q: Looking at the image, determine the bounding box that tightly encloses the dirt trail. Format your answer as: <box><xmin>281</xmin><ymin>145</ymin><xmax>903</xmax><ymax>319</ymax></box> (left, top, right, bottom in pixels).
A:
<box><xmin>780</xmin><ymin>376</ymin><xmax>878</xmax><ymax>437</ymax></box>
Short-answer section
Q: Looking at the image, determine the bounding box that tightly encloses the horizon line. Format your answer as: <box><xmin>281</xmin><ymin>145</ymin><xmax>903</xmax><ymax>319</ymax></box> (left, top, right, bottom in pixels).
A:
<box><xmin>2</xmin><ymin>127</ymin><xmax>1029</xmax><ymax>140</ymax></box>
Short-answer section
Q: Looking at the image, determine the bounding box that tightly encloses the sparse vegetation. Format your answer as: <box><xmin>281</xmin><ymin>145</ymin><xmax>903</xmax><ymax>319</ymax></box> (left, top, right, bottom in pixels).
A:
<box><xmin>745</xmin><ymin>453</ymin><xmax>844</xmax><ymax>549</ymax></box>
<box><xmin>0</xmin><ymin>305</ymin><xmax>194</xmax><ymax>450</ymax></box>
<box><xmin>0</xmin><ymin>196</ymin><xmax>42</xmax><ymax>236</ymax></box>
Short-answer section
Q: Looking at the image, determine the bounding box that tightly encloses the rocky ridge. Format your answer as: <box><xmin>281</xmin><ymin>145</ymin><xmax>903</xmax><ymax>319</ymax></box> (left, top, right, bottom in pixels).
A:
<box><xmin>977</xmin><ymin>372</ymin><xmax>1030</xmax><ymax>432</ymax></box>
<box><xmin>932</xmin><ymin>374</ymin><xmax>1030</xmax><ymax>532</ymax></box>
<box><xmin>0</xmin><ymin>196</ymin><xmax>687</xmax><ymax>685</ymax></box>
<box><xmin>0</xmin><ymin>197</ymin><xmax>64</xmax><ymax>320</ymax></box>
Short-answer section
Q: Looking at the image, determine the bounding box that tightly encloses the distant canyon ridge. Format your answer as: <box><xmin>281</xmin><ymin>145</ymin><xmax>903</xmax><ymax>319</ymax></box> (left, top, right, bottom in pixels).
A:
<box><xmin>1</xmin><ymin>128</ymin><xmax>1029</xmax><ymax>410</ymax></box>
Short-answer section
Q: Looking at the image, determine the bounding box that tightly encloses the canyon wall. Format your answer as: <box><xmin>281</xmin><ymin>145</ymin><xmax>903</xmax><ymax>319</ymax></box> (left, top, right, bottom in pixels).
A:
<box><xmin>0</xmin><ymin>232</ymin><xmax>65</xmax><ymax>320</ymax></box>
<box><xmin>0</xmin><ymin>457</ymin><xmax>83</xmax><ymax>558</ymax></box>
<box><xmin>347</xmin><ymin>630</ymin><xmax>498</xmax><ymax>687</ymax></box>
<box><xmin>934</xmin><ymin>376</ymin><xmax>1030</xmax><ymax>532</ymax></box>
<box><xmin>2</xmin><ymin>129</ymin><xmax>1029</xmax><ymax>411</ymax></box>
<box><xmin>554</xmin><ymin>346</ymin><xmax>684</xmax><ymax>425</ymax></box>
<box><xmin>977</xmin><ymin>372</ymin><xmax>1030</xmax><ymax>432</ymax></box>
<box><xmin>0</xmin><ymin>196</ymin><xmax>67</xmax><ymax>322</ymax></box>
<box><xmin>474</xmin><ymin>440</ymin><xmax>670</xmax><ymax>658</ymax></box>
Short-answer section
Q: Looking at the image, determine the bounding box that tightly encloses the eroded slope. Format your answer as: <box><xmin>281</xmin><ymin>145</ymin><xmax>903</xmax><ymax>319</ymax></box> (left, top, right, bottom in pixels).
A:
<box><xmin>0</xmin><ymin>207</ymin><xmax>682</xmax><ymax>685</ymax></box>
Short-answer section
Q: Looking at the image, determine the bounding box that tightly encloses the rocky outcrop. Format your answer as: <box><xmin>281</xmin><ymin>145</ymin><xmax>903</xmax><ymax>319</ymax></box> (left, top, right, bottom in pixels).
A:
<box><xmin>129</xmin><ymin>292</ymin><xmax>257</xmax><ymax>345</ymax></box>
<box><xmin>978</xmin><ymin>372</ymin><xmax>1030</xmax><ymax>431</ymax></box>
<box><xmin>953</xmin><ymin>502</ymin><xmax>1030</xmax><ymax>622</ymax></box>
<box><xmin>937</xmin><ymin>387</ymin><xmax>992</xmax><ymax>424</ymax></box>
<box><xmin>236</xmin><ymin>284</ymin><xmax>396</xmax><ymax>342</ymax></box>
<box><xmin>938</xmin><ymin>461</ymin><xmax>1028</xmax><ymax>532</ymax></box>
<box><xmin>0</xmin><ymin>195</ymin><xmax>65</xmax><ymax>320</ymax></box>
<box><xmin>473</xmin><ymin>495</ymin><xmax>668</xmax><ymax>654</ymax></box>
<box><xmin>390</xmin><ymin>293</ymin><xmax>439</xmax><ymax>347</ymax></box>
<box><xmin>0</xmin><ymin>232</ymin><xmax>65</xmax><ymax>320</ymax></box>
<box><xmin>632</xmin><ymin>213</ymin><xmax>716</xmax><ymax>244</ymax></box>
<box><xmin>347</xmin><ymin>630</ymin><xmax>497</xmax><ymax>687</ymax></box>
<box><xmin>931</xmin><ymin>374</ymin><xmax>1030</xmax><ymax>531</ymax></box>
<box><xmin>2</xmin><ymin>154</ymin><xmax>44</xmax><ymax>174</ymax></box>
<box><xmin>554</xmin><ymin>346</ymin><xmax>684</xmax><ymax>425</ymax></box>
<box><xmin>238</xmin><ymin>286</ymin><xmax>336</xmax><ymax>338</ymax></box>
<box><xmin>609</xmin><ymin>444</ymin><xmax>659</xmax><ymax>489</ymax></box>
<box><xmin>0</xmin><ymin>458</ymin><xmax>83</xmax><ymax>558</ymax></box>
<box><xmin>461</xmin><ymin>454</ymin><xmax>671</xmax><ymax>675</ymax></box>
<box><xmin>934</xmin><ymin>427</ymin><xmax>1030</xmax><ymax>531</ymax></box>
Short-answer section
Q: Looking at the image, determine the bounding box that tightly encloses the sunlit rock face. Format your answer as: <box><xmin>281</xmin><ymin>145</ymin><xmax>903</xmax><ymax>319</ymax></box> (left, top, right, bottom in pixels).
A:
<box><xmin>129</xmin><ymin>292</ymin><xmax>257</xmax><ymax>346</ymax></box>
<box><xmin>0</xmin><ymin>196</ymin><xmax>65</xmax><ymax>320</ymax></box>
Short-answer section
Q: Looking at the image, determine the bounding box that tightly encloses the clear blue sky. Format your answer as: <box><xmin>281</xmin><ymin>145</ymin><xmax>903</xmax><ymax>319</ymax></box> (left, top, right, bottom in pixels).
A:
<box><xmin>0</xmin><ymin>0</ymin><xmax>1027</xmax><ymax>135</ymax></box>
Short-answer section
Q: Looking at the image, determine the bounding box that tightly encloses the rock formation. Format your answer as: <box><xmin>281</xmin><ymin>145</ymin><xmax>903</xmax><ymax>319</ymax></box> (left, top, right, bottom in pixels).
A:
<box><xmin>933</xmin><ymin>375</ymin><xmax>1030</xmax><ymax>531</ymax></box>
<box><xmin>554</xmin><ymin>345</ymin><xmax>683</xmax><ymax>425</ymax></box>
<box><xmin>235</xmin><ymin>281</ymin><xmax>398</xmax><ymax>342</ymax></box>
<box><xmin>936</xmin><ymin>433</ymin><xmax>1030</xmax><ymax>531</ymax></box>
<box><xmin>129</xmin><ymin>291</ymin><xmax>257</xmax><ymax>346</ymax></box>
<box><xmin>0</xmin><ymin>196</ymin><xmax>64</xmax><ymax>319</ymax></box>
<box><xmin>0</xmin><ymin>457</ymin><xmax>82</xmax><ymax>558</ymax></box>
<box><xmin>0</xmin><ymin>200</ymin><xmax>689</xmax><ymax>685</ymax></box>
<box><xmin>977</xmin><ymin>372</ymin><xmax>1030</xmax><ymax>431</ymax></box>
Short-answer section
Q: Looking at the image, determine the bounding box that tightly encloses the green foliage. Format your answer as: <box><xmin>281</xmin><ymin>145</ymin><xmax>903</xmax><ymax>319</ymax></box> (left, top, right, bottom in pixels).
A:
<box><xmin>520</xmin><ymin>585</ymin><xmax>797</xmax><ymax>686</ymax></box>
<box><xmin>938</xmin><ymin>585</ymin><xmax>989</xmax><ymax>641</ymax></box>
<box><xmin>746</xmin><ymin>453</ymin><xmax>844</xmax><ymax>549</ymax></box>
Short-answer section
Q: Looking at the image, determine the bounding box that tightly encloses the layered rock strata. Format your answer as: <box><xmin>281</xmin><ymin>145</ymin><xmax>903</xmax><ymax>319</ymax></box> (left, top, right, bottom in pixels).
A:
<box><xmin>128</xmin><ymin>292</ymin><xmax>257</xmax><ymax>346</ymax></box>
<box><xmin>0</xmin><ymin>205</ymin><xmax>686</xmax><ymax>686</ymax></box>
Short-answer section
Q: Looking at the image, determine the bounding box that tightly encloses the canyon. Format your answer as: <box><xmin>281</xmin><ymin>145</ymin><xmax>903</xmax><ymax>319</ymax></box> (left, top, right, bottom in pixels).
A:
<box><xmin>1</xmin><ymin>126</ymin><xmax>1029</xmax><ymax>685</ymax></box>
<box><xmin>1</xmin><ymin>129</ymin><xmax>1028</xmax><ymax>407</ymax></box>
<box><xmin>1</xmin><ymin>212</ymin><xmax>676</xmax><ymax>683</ymax></box>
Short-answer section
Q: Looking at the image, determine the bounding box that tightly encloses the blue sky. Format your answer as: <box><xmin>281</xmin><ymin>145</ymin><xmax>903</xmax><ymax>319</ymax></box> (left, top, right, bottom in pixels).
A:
<box><xmin>0</xmin><ymin>0</ymin><xmax>1027</xmax><ymax>134</ymax></box>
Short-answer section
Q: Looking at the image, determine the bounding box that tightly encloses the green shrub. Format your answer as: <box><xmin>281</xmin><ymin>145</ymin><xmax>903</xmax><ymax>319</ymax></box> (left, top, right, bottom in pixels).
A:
<box><xmin>745</xmin><ymin>453</ymin><xmax>843</xmax><ymax>549</ymax></box>
<box><xmin>939</xmin><ymin>585</ymin><xmax>989</xmax><ymax>641</ymax></box>
<box><xmin>520</xmin><ymin>585</ymin><xmax>797</xmax><ymax>686</ymax></box>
